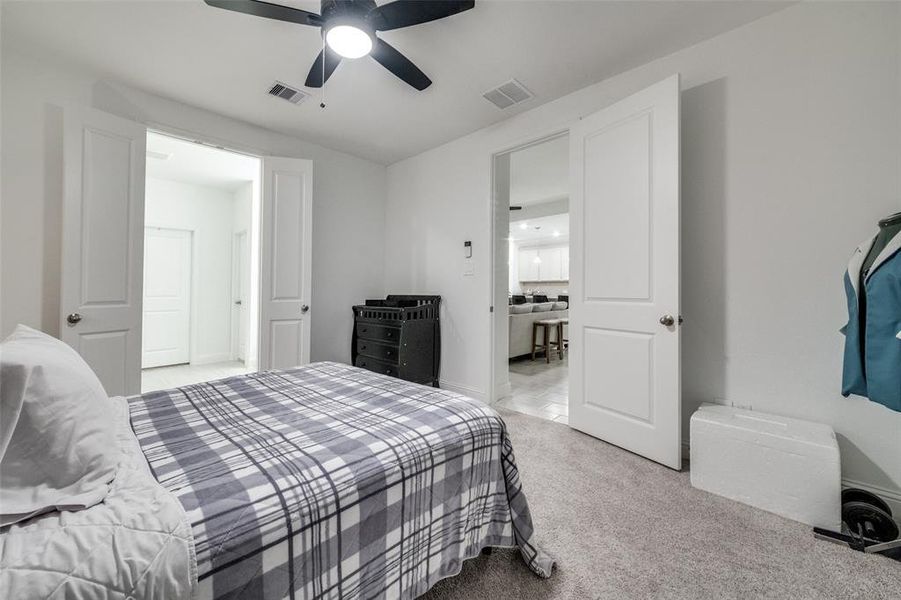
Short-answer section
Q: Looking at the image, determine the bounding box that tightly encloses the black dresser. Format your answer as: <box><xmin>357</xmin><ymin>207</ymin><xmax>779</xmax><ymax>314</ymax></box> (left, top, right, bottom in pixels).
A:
<box><xmin>351</xmin><ymin>295</ymin><xmax>441</xmax><ymax>387</ymax></box>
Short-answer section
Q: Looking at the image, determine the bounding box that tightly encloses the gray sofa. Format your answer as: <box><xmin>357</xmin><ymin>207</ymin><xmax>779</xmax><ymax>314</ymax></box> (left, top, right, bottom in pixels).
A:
<box><xmin>508</xmin><ymin>302</ymin><xmax>569</xmax><ymax>359</ymax></box>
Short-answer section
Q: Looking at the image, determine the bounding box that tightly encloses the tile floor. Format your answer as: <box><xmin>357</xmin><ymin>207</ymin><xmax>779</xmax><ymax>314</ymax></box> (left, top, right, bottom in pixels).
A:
<box><xmin>496</xmin><ymin>354</ymin><xmax>569</xmax><ymax>424</ymax></box>
<box><xmin>141</xmin><ymin>360</ymin><xmax>253</xmax><ymax>393</ymax></box>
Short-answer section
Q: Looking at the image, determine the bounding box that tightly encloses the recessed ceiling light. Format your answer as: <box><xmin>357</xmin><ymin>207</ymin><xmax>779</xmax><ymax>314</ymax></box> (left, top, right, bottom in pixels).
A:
<box><xmin>519</xmin><ymin>222</ymin><xmax>528</xmax><ymax>230</ymax></box>
<box><xmin>553</xmin><ymin>230</ymin><xmax>561</xmax><ymax>237</ymax></box>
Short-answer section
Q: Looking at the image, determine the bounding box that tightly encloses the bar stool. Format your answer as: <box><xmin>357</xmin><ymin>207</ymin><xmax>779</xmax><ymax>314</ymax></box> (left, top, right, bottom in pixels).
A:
<box><xmin>532</xmin><ymin>319</ymin><xmax>563</xmax><ymax>364</ymax></box>
<box><xmin>559</xmin><ymin>318</ymin><xmax>569</xmax><ymax>355</ymax></box>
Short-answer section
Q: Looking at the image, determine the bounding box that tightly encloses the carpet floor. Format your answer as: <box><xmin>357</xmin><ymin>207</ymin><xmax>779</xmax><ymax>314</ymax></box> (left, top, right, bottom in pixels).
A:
<box><xmin>422</xmin><ymin>410</ymin><xmax>900</xmax><ymax>599</ymax></box>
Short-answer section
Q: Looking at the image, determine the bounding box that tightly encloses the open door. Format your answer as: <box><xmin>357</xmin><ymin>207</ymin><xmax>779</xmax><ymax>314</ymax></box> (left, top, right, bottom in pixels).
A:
<box><xmin>61</xmin><ymin>106</ymin><xmax>147</xmax><ymax>396</ymax></box>
<box><xmin>569</xmin><ymin>75</ymin><xmax>681</xmax><ymax>469</ymax></box>
<box><xmin>259</xmin><ymin>157</ymin><xmax>313</xmax><ymax>370</ymax></box>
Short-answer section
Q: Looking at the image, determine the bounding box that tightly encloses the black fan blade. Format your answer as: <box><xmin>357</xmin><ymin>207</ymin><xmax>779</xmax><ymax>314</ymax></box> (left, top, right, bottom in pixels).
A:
<box><xmin>204</xmin><ymin>0</ymin><xmax>321</xmax><ymax>27</ymax></box>
<box><xmin>371</xmin><ymin>1</ymin><xmax>474</xmax><ymax>32</ymax></box>
<box><xmin>370</xmin><ymin>38</ymin><xmax>431</xmax><ymax>90</ymax></box>
<box><xmin>305</xmin><ymin>47</ymin><xmax>342</xmax><ymax>88</ymax></box>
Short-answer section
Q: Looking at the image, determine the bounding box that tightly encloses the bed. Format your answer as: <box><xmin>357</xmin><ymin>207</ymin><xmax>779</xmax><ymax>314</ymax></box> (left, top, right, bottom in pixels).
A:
<box><xmin>1</xmin><ymin>361</ymin><xmax>552</xmax><ymax>599</ymax></box>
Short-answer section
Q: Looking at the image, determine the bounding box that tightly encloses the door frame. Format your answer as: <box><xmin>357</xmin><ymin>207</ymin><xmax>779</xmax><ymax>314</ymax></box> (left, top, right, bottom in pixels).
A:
<box><xmin>142</xmin><ymin>127</ymin><xmax>264</xmax><ymax>371</ymax></box>
<box><xmin>141</xmin><ymin>225</ymin><xmax>194</xmax><ymax>368</ymax></box>
<box><xmin>231</xmin><ymin>229</ymin><xmax>249</xmax><ymax>362</ymax></box>
<box><xmin>487</xmin><ymin>129</ymin><xmax>570</xmax><ymax>405</ymax></box>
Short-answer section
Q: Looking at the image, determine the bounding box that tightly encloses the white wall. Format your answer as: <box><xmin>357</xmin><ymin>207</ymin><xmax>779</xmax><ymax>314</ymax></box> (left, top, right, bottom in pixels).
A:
<box><xmin>0</xmin><ymin>45</ymin><xmax>386</xmax><ymax>364</ymax></box>
<box><xmin>145</xmin><ymin>177</ymin><xmax>236</xmax><ymax>364</ymax></box>
<box><xmin>385</xmin><ymin>2</ymin><xmax>901</xmax><ymax>502</ymax></box>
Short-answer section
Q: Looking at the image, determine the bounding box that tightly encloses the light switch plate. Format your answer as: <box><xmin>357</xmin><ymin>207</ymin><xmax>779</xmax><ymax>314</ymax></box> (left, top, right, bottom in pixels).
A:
<box><xmin>463</xmin><ymin>258</ymin><xmax>475</xmax><ymax>276</ymax></box>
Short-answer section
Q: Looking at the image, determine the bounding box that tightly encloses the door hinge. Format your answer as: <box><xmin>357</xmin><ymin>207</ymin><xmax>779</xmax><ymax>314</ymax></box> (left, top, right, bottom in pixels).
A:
<box><xmin>489</xmin><ymin>306</ymin><xmax>494</xmax><ymax>313</ymax></box>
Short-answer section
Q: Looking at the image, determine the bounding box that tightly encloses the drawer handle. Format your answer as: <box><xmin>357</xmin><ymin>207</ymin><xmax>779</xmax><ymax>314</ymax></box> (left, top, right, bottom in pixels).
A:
<box><xmin>386</xmin><ymin>331</ymin><xmax>393</xmax><ymax>337</ymax></box>
<box><xmin>361</xmin><ymin>328</ymin><xmax>368</xmax><ymax>333</ymax></box>
<box><xmin>386</xmin><ymin>369</ymin><xmax>393</xmax><ymax>375</ymax></box>
<box><xmin>386</xmin><ymin>350</ymin><xmax>392</xmax><ymax>356</ymax></box>
<box><xmin>361</xmin><ymin>345</ymin><xmax>367</xmax><ymax>350</ymax></box>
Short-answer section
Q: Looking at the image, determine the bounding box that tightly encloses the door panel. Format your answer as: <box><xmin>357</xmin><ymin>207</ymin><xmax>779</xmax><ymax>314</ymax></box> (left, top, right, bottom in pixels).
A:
<box><xmin>269</xmin><ymin>320</ymin><xmax>303</xmax><ymax>370</ymax></box>
<box><xmin>569</xmin><ymin>74</ymin><xmax>681</xmax><ymax>469</ymax></box>
<box><xmin>259</xmin><ymin>157</ymin><xmax>312</xmax><ymax>370</ymax></box>
<box><xmin>142</xmin><ymin>228</ymin><xmax>191</xmax><ymax>368</ymax></box>
<box><xmin>61</xmin><ymin>106</ymin><xmax>146</xmax><ymax>396</ymax></box>
<box><xmin>584</xmin><ymin>113</ymin><xmax>652</xmax><ymax>300</ymax></box>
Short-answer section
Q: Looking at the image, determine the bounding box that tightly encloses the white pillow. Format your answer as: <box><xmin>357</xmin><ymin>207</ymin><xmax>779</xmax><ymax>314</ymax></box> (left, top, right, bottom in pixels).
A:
<box><xmin>510</xmin><ymin>304</ymin><xmax>534</xmax><ymax>314</ymax></box>
<box><xmin>531</xmin><ymin>302</ymin><xmax>554</xmax><ymax>313</ymax></box>
<box><xmin>553</xmin><ymin>301</ymin><xmax>568</xmax><ymax>310</ymax></box>
<box><xmin>0</xmin><ymin>325</ymin><xmax>119</xmax><ymax>526</ymax></box>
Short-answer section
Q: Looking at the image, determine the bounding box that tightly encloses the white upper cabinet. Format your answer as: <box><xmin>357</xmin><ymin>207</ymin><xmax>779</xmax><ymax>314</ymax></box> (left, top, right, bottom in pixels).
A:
<box><xmin>541</xmin><ymin>247</ymin><xmax>563</xmax><ymax>280</ymax></box>
<box><xmin>517</xmin><ymin>245</ymin><xmax>569</xmax><ymax>281</ymax></box>
<box><xmin>518</xmin><ymin>248</ymin><xmax>541</xmax><ymax>281</ymax></box>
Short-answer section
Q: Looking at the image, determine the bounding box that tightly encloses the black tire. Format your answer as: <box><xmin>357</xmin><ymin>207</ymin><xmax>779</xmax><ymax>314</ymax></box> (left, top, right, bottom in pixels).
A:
<box><xmin>842</xmin><ymin>501</ymin><xmax>900</xmax><ymax>542</ymax></box>
<box><xmin>842</xmin><ymin>488</ymin><xmax>893</xmax><ymax>516</ymax></box>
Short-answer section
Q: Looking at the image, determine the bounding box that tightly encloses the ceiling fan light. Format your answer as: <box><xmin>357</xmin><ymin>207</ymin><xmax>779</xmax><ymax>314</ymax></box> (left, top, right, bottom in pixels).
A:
<box><xmin>326</xmin><ymin>25</ymin><xmax>372</xmax><ymax>59</ymax></box>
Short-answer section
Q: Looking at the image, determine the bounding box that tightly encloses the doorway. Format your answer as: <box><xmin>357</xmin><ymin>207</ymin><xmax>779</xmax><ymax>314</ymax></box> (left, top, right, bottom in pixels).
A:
<box><xmin>140</xmin><ymin>132</ymin><xmax>262</xmax><ymax>392</ymax></box>
<box><xmin>492</xmin><ymin>134</ymin><xmax>570</xmax><ymax>424</ymax></box>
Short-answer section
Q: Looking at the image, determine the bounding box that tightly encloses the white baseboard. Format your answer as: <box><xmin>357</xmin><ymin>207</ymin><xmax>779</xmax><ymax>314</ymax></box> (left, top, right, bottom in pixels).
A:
<box><xmin>440</xmin><ymin>379</ymin><xmax>488</xmax><ymax>403</ymax></box>
<box><xmin>191</xmin><ymin>352</ymin><xmax>232</xmax><ymax>366</ymax></box>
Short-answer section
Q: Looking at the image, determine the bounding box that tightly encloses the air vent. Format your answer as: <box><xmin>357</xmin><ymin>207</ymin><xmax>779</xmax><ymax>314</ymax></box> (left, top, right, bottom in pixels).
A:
<box><xmin>483</xmin><ymin>79</ymin><xmax>533</xmax><ymax>110</ymax></box>
<box><xmin>147</xmin><ymin>150</ymin><xmax>172</xmax><ymax>161</ymax></box>
<box><xmin>268</xmin><ymin>81</ymin><xmax>308</xmax><ymax>105</ymax></box>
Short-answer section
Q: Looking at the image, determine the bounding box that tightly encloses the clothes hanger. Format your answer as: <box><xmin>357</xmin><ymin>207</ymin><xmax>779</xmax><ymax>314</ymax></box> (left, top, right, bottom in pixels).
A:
<box><xmin>878</xmin><ymin>211</ymin><xmax>901</xmax><ymax>228</ymax></box>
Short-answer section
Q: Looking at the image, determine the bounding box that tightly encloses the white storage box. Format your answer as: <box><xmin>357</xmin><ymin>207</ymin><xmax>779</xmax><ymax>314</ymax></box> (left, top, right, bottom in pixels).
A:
<box><xmin>690</xmin><ymin>403</ymin><xmax>841</xmax><ymax>530</ymax></box>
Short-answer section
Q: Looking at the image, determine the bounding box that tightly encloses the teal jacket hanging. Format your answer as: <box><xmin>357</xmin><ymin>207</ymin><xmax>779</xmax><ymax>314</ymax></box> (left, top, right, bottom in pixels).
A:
<box><xmin>841</xmin><ymin>232</ymin><xmax>901</xmax><ymax>412</ymax></box>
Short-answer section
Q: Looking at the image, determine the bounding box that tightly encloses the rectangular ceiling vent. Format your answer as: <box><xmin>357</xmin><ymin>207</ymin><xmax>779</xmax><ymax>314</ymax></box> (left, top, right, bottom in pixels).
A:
<box><xmin>268</xmin><ymin>81</ymin><xmax>308</xmax><ymax>105</ymax></box>
<box><xmin>483</xmin><ymin>79</ymin><xmax>533</xmax><ymax>110</ymax></box>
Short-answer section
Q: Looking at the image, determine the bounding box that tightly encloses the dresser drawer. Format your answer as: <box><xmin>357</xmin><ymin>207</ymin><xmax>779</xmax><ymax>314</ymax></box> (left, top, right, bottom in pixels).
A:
<box><xmin>355</xmin><ymin>356</ymin><xmax>400</xmax><ymax>378</ymax></box>
<box><xmin>355</xmin><ymin>322</ymin><xmax>401</xmax><ymax>343</ymax></box>
<box><xmin>356</xmin><ymin>339</ymin><xmax>400</xmax><ymax>363</ymax></box>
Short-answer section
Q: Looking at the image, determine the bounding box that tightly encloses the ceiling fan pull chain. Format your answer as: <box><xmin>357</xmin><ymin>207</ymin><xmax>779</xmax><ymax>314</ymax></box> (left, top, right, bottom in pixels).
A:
<box><xmin>319</xmin><ymin>36</ymin><xmax>326</xmax><ymax>109</ymax></box>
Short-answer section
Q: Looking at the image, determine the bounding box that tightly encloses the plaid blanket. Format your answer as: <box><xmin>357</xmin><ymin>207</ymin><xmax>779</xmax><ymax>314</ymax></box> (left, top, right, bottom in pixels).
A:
<box><xmin>128</xmin><ymin>362</ymin><xmax>553</xmax><ymax>599</ymax></box>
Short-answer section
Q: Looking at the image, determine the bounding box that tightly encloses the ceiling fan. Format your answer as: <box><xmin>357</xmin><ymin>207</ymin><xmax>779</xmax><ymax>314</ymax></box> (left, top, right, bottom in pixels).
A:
<box><xmin>204</xmin><ymin>0</ymin><xmax>475</xmax><ymax>91</ymax></box>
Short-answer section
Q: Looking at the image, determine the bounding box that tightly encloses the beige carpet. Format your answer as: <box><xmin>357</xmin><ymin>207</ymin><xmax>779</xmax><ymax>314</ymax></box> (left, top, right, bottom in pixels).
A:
<box><xmin>422</xmin><ymin>410</ymin><xmax>900</xmax><ymax>599</ymax></box>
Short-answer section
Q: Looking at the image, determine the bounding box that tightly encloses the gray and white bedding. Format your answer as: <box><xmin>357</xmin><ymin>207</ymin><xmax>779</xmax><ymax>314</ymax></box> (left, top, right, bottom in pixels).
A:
<box><xmin>1</xmin><ymin>361</ymin><xmax>551</xmax><ymax>599</ymax></box>
<box><xmin>0</xmin><ymin>394</ymin><xmax>196</xmax><ymax>600</ymax></box>
<box><xmin>118</xmin><ymin>361</ymin><xmax>550</xmax><ymax>599</ymax></box>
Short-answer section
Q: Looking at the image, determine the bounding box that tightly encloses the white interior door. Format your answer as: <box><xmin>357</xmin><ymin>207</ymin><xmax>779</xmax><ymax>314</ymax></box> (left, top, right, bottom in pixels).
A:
<box><xmin>232</xmin><ymin>230</ymin><xmax>248</xmax><ymax>361</ymax></box>
<box><xmin>142</xmin><ymin>228</ymin><xmax>191</xmax><ymax>369</ymax></box>
<box><xmin>569</xmin><ymin>74</ymin><xmax>681</xmax><ymax>469</ymax></box>
<box><xmin>259</xmin><ymin>157</ymin><xmax>312</xmax><ymax>370</ymax></box>
<box><xmin>61</xmin><ymin>106</ymin><xmax>146</xmax><ymax>396</ymax></box>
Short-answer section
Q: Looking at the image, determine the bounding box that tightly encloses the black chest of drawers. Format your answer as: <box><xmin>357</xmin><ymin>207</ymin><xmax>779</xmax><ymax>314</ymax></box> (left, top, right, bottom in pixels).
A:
<box><xmin>351</xmin><ymin>295</ymin><xmax>441</xmax><ymax>387</ymax></box>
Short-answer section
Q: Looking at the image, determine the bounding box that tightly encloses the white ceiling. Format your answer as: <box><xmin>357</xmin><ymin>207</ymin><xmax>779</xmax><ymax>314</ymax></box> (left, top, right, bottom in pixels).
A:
<box><xmin>2</xmin><ymin>1</ymin><xmax>790</xmax><ymax>164</ymax></box>
<box><xmin>146</xmin><ymin>132</ymin><xmax>260</xmax><ymax>191</ymax></box>
<box><xmin>510</xmin><ymin>135</ymin><xmax>568</xmax><ymax>206</ymax></box>
<box><xmin>510</xmin><ymin>212</ymin><xmax>569</xmax><ymax>245</ymax></box>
